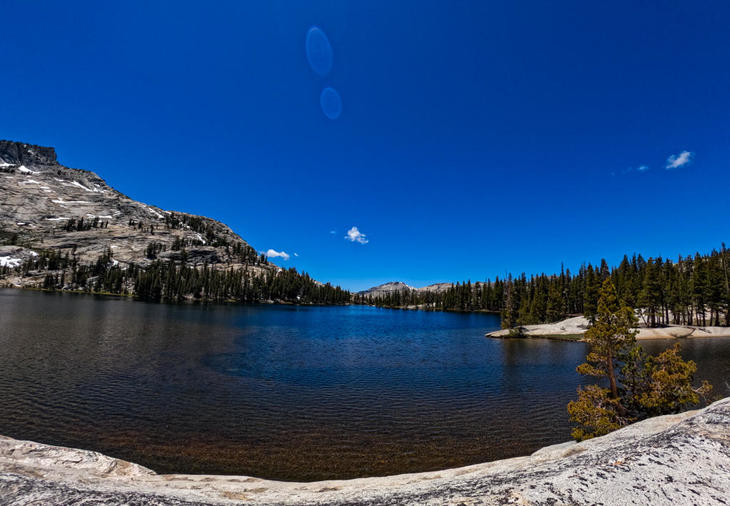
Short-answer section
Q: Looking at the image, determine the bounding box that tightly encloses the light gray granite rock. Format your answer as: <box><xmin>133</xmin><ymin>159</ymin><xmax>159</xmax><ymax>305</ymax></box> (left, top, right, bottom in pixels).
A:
<box><xmin>487</xmin><ymin>315</ymin><xmax>730</xmax><ymax>340</ymax></box>
<box><xmin>1</xmin><ymin>397</ymin><xmax>729</xmax><ymax>505</ymax></box>
<box><xmin>357</xmin><ymin>281</ymin><xmax>454</xmax><ymax>297</ymax></box>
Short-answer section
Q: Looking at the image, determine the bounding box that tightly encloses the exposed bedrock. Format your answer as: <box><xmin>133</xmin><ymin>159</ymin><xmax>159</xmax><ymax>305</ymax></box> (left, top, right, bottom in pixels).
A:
<box><xmin>1</xmin><ymin>397</ymin><xmax>729</xmax><ymax>505</ymax></box>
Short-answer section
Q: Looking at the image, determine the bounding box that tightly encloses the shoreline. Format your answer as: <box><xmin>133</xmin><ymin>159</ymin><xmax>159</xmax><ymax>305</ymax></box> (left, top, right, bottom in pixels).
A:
<box><xmin>0</xmin><ymin>285</ymin><xmax>352</xmax><ymax>308</ymax></box>
<box><xmin>487</xmin><ymin>315</ymin><xmax>730</xmax><ymax>341</ymax></box>
<box><xmin>361</xmin><ymin>303</ymin><xmax>502</xmax><ymax>315</ymax></box>
<box><xmin>1</xmin><ymin>398</ymin><xmax>728</xmax><ymax>505</ymax></box>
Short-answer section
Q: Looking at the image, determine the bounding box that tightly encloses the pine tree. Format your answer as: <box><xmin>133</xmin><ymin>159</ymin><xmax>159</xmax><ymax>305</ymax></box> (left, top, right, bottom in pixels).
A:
<box><xmin>583</xmin><ymin>265</ymin><xmax>601</xmax><ymax>322</ymax></box>
<box><xmin>565</xmin><ymin>384</ymin><xmax>625</xmax><ymax>441</ymax></box>
<box><xmin>631</xmin><ymin>343</ymin><xmax>712</xmax><ymax>417</ymax></box>
<box><xmin>545</xmin><ymin>281</ymin><xmax>564</xmax><ymax>322</ymax></box>
<box><xmin>569</xmin><ymin>281</ymin><xmax>713</xmax><ymax>441</ymax></box>
<box><xmin>638</xmin><ymin>258</ymin><xmax>662</xmax><ymax>327</ymax></box>
<box><xmin>577</xmin><ymin>279</ymin><xmax>637</xmax><ymax>401</ymax></box>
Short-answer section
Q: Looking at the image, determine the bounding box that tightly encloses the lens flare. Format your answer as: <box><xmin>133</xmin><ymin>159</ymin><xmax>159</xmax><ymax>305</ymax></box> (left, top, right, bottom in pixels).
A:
<box><xmin>320</xmin><ymin>87</ymin><xmax>342</xmax><ymax>120</ymax></box>
<box><xmin>305</xmin><ymin>27</ymin><xmax>333</xmax><ymax>77</ymax></box>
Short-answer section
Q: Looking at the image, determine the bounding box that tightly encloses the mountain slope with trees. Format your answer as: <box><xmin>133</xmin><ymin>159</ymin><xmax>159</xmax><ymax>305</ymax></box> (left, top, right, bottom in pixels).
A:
<box><xmin>0</xmin><ymin>140</ymin><xmax>348</xmax><ymax>304</ymax></box>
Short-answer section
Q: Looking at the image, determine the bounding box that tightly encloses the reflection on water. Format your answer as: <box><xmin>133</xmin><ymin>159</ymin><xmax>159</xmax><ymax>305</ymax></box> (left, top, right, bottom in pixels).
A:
<box><xmin>0</xmin><ymin>288</ymin><xmax>727</xmax><ymax>481</ymax></box>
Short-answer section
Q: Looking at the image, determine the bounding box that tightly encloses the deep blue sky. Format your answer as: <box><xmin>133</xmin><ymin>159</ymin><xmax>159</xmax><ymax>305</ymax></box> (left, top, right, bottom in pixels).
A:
<box><xmin>2</xmin><ymin>1</ymin><xmax>729</xmax><ymax>291</ymax></box>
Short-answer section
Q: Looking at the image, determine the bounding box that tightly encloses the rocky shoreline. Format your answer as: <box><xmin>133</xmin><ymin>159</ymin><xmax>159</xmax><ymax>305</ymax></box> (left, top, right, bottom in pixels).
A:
<box><xmin>1</xmin><ymin>398</ymin><xmax>729</xmax><ymax>505</ymax></box>
<box><xmin>487</xmin><ymin>315</ymin><xmax>730</xmax><ymax>341</ymax></box>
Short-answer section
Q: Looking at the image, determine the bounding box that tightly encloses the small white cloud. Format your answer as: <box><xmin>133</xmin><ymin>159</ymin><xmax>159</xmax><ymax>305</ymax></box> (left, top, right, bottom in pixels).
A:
<box><xmin>329</xmin><ymin>230</ymin><xmax>336</xmax><ymax>235</ymax></box>
<box><xmin>345</xmin><ymin>226</ymin><xmax>368</xmax><ymax>244</ymax></box>
<box><xmin>621</xmin><ymin>165</ymin><xmax>650</xmax><ymax>175</ymax></box>
<box><xmin>666</xmin><ymin>150</ymin><xmax>693</xmax><ymax>170</ymax></box>
<box><xmin>262</xmin><ymin>249</ymin><xmax>290</xmax><ymax>260</ymax></box>
<box><xmin>294</xmin><ymin>252</ymin><xmax>299</xmax><ymax>257</ymax></box>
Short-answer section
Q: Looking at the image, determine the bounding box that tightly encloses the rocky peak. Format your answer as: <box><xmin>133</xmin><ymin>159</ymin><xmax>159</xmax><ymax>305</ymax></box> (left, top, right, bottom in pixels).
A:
<box><xmin>358</xmin><ymin>281</ymin><xmax>454</xmax><ymax>296</ymax></box>
<box><xmin>358</xmin><ymin>281</ymin><xmax>415</xmax><ymax>296</ymax></box>
<box><xmin>0</xmin><ymin>140</ymin><xmax>58</xmax><ymax>167</ymax></box>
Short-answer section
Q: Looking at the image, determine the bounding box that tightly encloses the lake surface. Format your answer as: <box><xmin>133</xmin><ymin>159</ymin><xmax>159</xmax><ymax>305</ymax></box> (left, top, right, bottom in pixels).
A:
<box><xmin>0</xmin><ymin>289</ymin><xmax>728</xmax><ymax>481</ymax></box>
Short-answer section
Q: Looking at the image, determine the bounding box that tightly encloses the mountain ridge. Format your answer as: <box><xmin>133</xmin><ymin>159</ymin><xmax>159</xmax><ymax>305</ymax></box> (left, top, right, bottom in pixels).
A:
<box><xmin>358</xmin><ymin>281</ymin><xmax>454</xmax><ymax>296</ymax></box>
<box><xmin>0</xmin><ymin>140</ymin><xmax>266</xmax><ymax>270</ymax></box>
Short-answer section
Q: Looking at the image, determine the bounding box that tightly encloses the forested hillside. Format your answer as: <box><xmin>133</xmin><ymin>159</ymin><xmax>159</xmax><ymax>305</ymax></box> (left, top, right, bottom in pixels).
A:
<box><xmin>358</xmin><ymin>245</ymin><xmax>730</xmax><ymax>328</ymax></box>
<box><xmin>0</xmin><ymin>140</ymin><xmax>349</xmax><ymax>305</ymax></box>
<box><xmin>1</xmin><ymin>246</ymin><xmax>349</xmax><ymax>305</ymax></box>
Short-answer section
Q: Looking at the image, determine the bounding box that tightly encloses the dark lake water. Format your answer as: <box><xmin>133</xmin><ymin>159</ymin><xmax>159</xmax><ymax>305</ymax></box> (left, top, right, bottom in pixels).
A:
<box><xmin>0</xmin><ymin>289</ymin><xmax>728</xmax><ymax>481</ymax></box>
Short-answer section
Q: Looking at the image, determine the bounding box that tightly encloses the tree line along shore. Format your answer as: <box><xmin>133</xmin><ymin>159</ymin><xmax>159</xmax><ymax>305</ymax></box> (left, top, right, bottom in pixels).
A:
<box><xmin>0</xmin><ymin>244</ymin><xmax>350</xmax><ymax>305</ymax></box>
<box><xmin>359</xmin><ymin>244</ymin><xmax>730</xmax><ymax>329</ymax></box>
<box><xmin>2</xmin><ymin>239</ymin><xmax>729</xmax><ymax>329</ymax></box>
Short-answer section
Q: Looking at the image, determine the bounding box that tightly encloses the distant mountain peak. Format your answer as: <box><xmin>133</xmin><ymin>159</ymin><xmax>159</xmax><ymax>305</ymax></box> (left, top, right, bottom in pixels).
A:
<box><xmin>358</xmin><ymin>281</ymin><xmax>454</xmax><ymax>296</ymax></box>
<box><xmin>380</xmin><ymin>281</ymin><xmax>414</xmax><ymax>289</ymax></box>
<box><xmin>357</xmin><ymin>281</ymin><xmax>411</xmax><ymax>296</ymax></box>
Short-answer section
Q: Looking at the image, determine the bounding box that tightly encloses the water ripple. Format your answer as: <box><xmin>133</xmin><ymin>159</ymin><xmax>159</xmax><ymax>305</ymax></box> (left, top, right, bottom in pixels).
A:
<box><xmin>0</xmin><ymin>289</ymin><xmax>727</xmax><ymax>481</ymax></box>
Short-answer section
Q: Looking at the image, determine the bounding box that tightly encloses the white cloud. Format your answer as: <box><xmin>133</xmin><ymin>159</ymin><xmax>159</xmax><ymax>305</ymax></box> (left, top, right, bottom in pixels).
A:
<box><xmin>294</xmin><ymin>253</ymin><xmax>299</xmax><ymax>257</ymax></box>
<box><xmin>329</xmin><ymin>230</ymin><xmax>336</xmax><ymax>235</ymax></box>
<box><xmin>345</xmin><ymin>226</ymin><xmax>368</xmax><ymax>244</ymax></box>
<box><xmin>262</xmin><ymin>249</ymin><xmax>290</xmax><ymax>260</ymax></box>
<box><xmin>666</xmin><ymin>150</ymin><xmax>693</xmax><ymax>170</ymax></box>
<box><xmin>621</xmin><ymin>164</ymin><xmax>649</xmax><ymax>175</ymax></box>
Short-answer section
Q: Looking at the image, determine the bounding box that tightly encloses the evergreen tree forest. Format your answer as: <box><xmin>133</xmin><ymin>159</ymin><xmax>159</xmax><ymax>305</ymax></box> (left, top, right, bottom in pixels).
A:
<box><xmin>4</xmin><ymin>239</ymin><xmax>730</xmax><ymax>320</ymax></box>
<box><xmin>358</xmin><ymin>244</ymin><xmax>730</xmax><ymax>328</ymax></box>
<box><xmin>3</xmin><ymin>246</ymin><xmax>349</xmax><ymax>305</ymax></box>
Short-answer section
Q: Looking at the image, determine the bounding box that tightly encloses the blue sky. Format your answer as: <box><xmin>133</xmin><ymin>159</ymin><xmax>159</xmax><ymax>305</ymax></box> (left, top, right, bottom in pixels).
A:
<box><xmin>1</xmin><ymin>1</ymin><xmax>729</xmax><ymax>291</ymax></box>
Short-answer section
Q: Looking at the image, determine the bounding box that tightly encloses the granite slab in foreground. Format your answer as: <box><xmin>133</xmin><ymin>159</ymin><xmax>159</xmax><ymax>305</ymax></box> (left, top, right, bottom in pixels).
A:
<box><xmin>1</xmin><ymin>398</ymin><xmax>729</xmax><ymax>505</ymax></box>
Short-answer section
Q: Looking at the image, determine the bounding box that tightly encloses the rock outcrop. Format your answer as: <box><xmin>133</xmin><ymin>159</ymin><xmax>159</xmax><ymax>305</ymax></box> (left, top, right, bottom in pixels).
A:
<box><xmin>1</xmin><ymin>398</ymin><xmax>729</xmax><ymax>505</ymax></box>
<box><xmin>0</xmin><ymin>140</ymin><xmax>58</xmax><ymax>167</ymax></box>
<box><xmin>487</xmin><ymin>315</ymin><xmax>730</xmax><ymax>340</ymax></box>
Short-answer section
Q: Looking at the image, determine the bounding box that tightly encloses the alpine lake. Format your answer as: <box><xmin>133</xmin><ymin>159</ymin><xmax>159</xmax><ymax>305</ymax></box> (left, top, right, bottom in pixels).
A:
<box><xmin>1</xmin><ymin>288</ymin><xmax>728</xmax><ymax>481</ymax></box>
